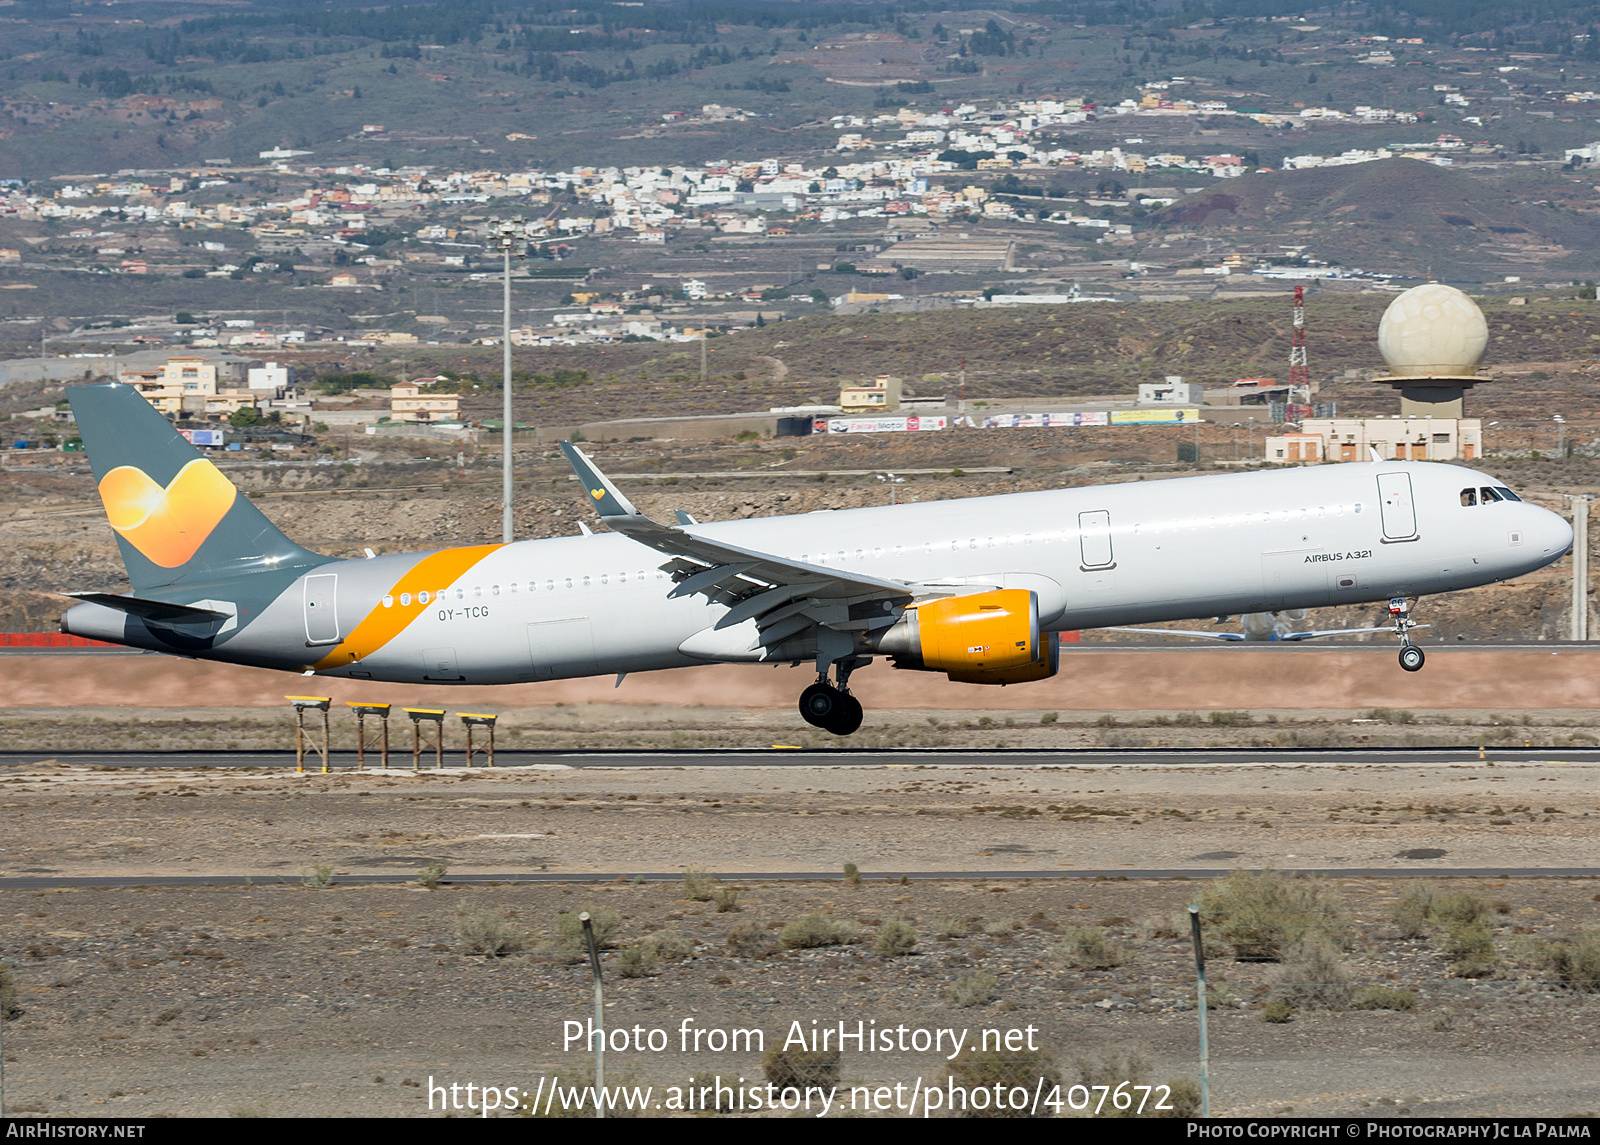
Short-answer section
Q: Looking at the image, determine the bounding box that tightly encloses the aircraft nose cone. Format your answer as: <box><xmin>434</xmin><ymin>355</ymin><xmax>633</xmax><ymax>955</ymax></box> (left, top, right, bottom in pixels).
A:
<box><xmin>1541</xmin><ymin>507</ymin><xmax>1574</xmax><ymax>556</ymax></box>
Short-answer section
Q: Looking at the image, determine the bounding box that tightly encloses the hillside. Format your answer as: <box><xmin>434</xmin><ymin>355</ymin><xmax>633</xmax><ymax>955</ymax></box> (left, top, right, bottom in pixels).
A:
<box><xmin>1152</xmin><ymin>160</ymin><xmax>1600</xmax><ymax>283</ymax></box>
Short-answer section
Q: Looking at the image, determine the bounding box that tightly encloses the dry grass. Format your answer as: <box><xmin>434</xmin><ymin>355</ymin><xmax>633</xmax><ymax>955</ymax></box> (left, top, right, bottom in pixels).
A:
<box><xmin>725</xmin><ymin>921</ymin><xmax>776</xmax><ymax>957</ymax></box>
<box><xmin>640</xmin><ymin>929</ymin><xmax>695</xmax><ymax>962</ymax></box>
<box><xmin>1265</xmin><ymin>939</ymin><xmax>1353</xmax><ymax>1009</ymax></box>
<box><xmin>948</xmin><ymin>1043</ymin><xmax>1060</xmax><ymax>1118</ymax></box>
<box><xmin>872</xmin><ymin>919</ymin><xmax>918</xmax><ymax>958</ymax></box>
<box><xmin>1199</xmin><ymin>870</ymin><xmax>1351</xmax><ymax>961</ymax></box>
<box><xmin>779</xmin><ymin>914</ymin><xmax>861</xmax><ymax>949</ymax></box>
<box><xmin>1351</xmin><ymin>985</ymin><xmax>1417</xmax><ymax>1011</ymax></box>
<box><xmin>457</xmin><ymin>904</ymin><xmax>529</xmax><ymax>958</ymax></box>
<box><xmin>948</xmin><ymin>970</ymin><xmax>998</xmax><ymax>1008</ymax></box>
<box><xmin>1543</xmin><ymin>930</ymin><xmax>1600</xmax><ymax>991</ymax></box>
<box><xmin>616</xmin><ymin>945</ymin><xmax>656</xmax><ymax>978</ymax></box>
<box><xmin>553</xmin><ymin>907</ymin><xmax>622</xmax><ymax>959</ymax></box>
<box><xmin>763</xmin><ymin>1045</ymin><xmax>840</xmax><ymax>1090</ymax></box>
<box><xmin>681</xmin><ymin>868</ymin><xmax>713</xmax><ymax>902</ymax></box>
<box><xmin>1059</xmin><ymin>926</ymin><xmax>1131</xmax><ymax>970</ymax></box>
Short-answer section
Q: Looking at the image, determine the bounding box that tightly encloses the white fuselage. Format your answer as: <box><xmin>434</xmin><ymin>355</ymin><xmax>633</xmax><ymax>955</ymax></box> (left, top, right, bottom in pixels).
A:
<box><xmin>196</xmin><ymin>460</ymin><xmax>1568</xmax><ymax>685</ymax></box>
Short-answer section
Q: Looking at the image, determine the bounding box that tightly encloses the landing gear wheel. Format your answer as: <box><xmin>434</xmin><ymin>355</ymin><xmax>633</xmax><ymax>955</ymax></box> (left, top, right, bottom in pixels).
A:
<box><xmin>1399</xmin><ymin>646</ymin><xmax>1425</xmax><ymax>673</ymax></box>
<box><xmin>799</xmin><ymin>682</ymin><xmax>839</xmax><ymax>727</ymax></box>
<box><xmin>824</xmin><ymin>693</ymin><xmax>864</xmax><ymax>737</ymax></box>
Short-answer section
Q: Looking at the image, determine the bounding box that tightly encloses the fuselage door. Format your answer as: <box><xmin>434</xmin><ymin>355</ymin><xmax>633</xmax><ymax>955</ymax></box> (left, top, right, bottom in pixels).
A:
<box><xmin>1078</xmin><ymin>510</ymin><xmax>1115</xmax><ymax>570</ymax></box>
<box><xmin>303</xmin><ymin>573</ymin><xmax>340</xmax><ymax>645</ymax></box>
<box><xmin>1377</xmin><ymin>472</ymin><xmax>1419</xmax><ymax>541</ymax></box>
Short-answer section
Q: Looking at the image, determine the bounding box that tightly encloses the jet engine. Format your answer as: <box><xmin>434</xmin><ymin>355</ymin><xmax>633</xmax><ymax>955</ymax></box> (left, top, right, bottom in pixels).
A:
<box><xmin>874</xmin><ymin>589</ymin><xmax>1059</xmax><ymax>685</ymax></box>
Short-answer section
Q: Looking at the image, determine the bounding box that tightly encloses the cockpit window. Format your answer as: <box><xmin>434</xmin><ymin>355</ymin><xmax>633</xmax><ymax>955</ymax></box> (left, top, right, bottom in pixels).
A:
<box><xmin>1460</xmin><ymin>488</ymin><xmax>1477</xmax><ymax>507</ymax></box>
<box><xmin>1496</xmin><ymin>486</ymin><xmax>1522</xmax><ymax>502</ymax></box>
<box><xmin>1480</xmin><ymin>487</ymin><xmax>1502</xmax><ymax>503</ymax></box>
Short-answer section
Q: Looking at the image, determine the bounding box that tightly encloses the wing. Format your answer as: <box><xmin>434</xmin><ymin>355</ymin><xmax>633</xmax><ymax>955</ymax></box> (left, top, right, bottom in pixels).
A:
<box><xmin>1278</xmin><ymin>625</ymin><xmax>1429</xmax><ymax>642</ymax></box>
<box><xmin>1101</xmin><ymin>627</ymin><xmax>1246</xmax><ymax>642</ymax></box>
<box><xmin>561</xmin><ymin>442</ymin><xmax>915</xmax><ymax>655</ymax></box>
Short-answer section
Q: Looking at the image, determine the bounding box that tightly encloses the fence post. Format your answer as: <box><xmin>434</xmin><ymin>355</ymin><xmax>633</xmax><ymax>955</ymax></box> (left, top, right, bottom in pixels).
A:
<box><xmin>1189</xmin><ymin>904</ymin><xmax>1210</xmax><ymax>1118</ymax></box>
<box><xmin>581</xmin><ymin>913</ymin><xmax>605</xmax><ymax>1118</ymax></box>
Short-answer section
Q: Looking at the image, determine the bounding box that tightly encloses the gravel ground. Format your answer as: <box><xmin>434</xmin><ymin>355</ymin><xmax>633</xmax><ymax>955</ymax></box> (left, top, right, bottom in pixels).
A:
<box><xmin>2</xmin><ymin>759</ymin><xmax>1600</xmax><ymax>1117</ymax></box>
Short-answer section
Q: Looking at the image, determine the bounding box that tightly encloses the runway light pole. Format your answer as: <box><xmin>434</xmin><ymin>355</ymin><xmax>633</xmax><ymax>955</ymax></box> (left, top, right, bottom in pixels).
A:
<box><xmin>487</xmin><ymin>216</ymin><xmax>533</xmax><ymax>544</ymax></box>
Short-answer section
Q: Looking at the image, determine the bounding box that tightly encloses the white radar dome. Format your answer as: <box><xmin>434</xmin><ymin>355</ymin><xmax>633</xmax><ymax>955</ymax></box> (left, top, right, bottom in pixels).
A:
<box><xmin>1377</xmin><ymin>283</ymin><xmax>1488</xmax><ymax>377</ymax></box>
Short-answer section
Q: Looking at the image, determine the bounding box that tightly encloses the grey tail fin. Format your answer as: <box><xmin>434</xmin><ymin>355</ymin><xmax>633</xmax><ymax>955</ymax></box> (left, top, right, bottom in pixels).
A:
<box><xmin>68</xmin><ymin>381</ymin><xmax>325</xmax><ymax>593</ymax></box>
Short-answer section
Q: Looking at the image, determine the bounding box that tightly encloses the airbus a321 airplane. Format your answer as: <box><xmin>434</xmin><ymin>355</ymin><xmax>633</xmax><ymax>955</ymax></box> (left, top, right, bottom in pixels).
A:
<box><xmin>60</xmin><ymin>382</ymin><xmax>1572</xmax><ymax>736</ymax></box>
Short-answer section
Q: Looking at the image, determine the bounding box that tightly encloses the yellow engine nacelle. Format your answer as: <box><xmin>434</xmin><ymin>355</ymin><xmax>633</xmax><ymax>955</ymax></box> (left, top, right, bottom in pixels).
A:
<box><xmin>875</xmin><ymin>589</ymin><xmax>1059</xmax><ymax>685</ymax></box>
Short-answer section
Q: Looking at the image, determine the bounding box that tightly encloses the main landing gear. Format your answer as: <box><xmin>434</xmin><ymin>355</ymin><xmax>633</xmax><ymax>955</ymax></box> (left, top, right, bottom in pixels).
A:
<box><xmin>1390</xmin><ymin>597</ymin><xmax>1426</xmax><ymax>673</ymax></box>
<box><xmin>799</xmin><ymin>658</ymin><xmax>865</xmax><ymax>736</ymax></box>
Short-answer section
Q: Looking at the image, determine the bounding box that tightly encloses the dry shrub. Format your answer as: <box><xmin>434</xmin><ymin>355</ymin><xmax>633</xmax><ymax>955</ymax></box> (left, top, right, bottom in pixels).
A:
<box><xmin>1059</xmin><ymin>926</ymin><xmax>1130</xmax><ymax>970</ymax></box>
<box><xmin>842</xmin><ymin>862</ymin><xmax>861</xmax><ymax>886</ymax></box>
<box><xmin>984</xmin><ymin>918</ymin><xmax>1020</xmax><ymax>936</ymax></box>
<box><xmin>1351</xmin><ymin>985</ymin><xmax>1417</xmax><ymax>1011</ymax></box>
<box><xmin>0</xmin><ymin>963</ymin><xmax>16</xmax><ymax>1020</ymax></box>
<box><xmin>640</xmin><ymin>929</ymin><xmax>695</xmax><ymax>962</ymax></box>
<box><xmin>1075</xmin><ymin>1051</ymin><xmax>1185</xmax><ymax>1117</ymax></box>
<box><xmin>934</xmin><ymin>917</ymin><xmax>972</xmax><ymax>938</ymax></box>
<box><xmin>948</xmin><ymin>1044</ymin><xmax>1060</xmax><ymax>1118</ymax></box>
<box><xmin>681</xmin><ymin>868</ymin><xmax>713</xmax><ymax>902</ymax></box>
<box><xmin>553</xmin><ymin>908</ymin><xmax>622</xmax><ymax>959</ymax></box>
<box><xmin>763</xmin><ymin>1045</ymin><xmax>840</xmax><ymax>1090</ymax></box>
<box><xmin>1264</xmin><ymin>939</ymin><xmax>1352</xmax><ymax>1009</ymax></box>
<box><xmin>1543</xmin><ymin>931</ymin><xmax>1600</xmax><ymax>990</ymax></box>
<box><xmin>1140</xmin><ymin>914</ymin><xmax>1180</xmax><ymax>941</ymax></box>
<box><xmin>725</xmin><ymin>922</ymin><xmax>775</xmax><ymax>957</ymax></box>
<box><xmin>457</xmin><ymin>904</ymin><xmax>529</xmax><ymax>957</ymax></box>
<box><xmin>1431</xmin><ymin>891</ymin><xmax>1493</xmax><ymax>928</ymax></box>
<box><xmin>1389</xmin><ymin>883</ymin><xmax>1435</xmax><ymax>938</ymax></box>
<box><xmin>1162</xmin><ymin>1078</ymin><xmax>1203</xmax><ymax>1117</ymax></box>
<box><xmin>616</xmin><ymin>945</ymin><xmax>656</xmax><ymax>978</ymax></box>
<box><xmin>416</xmin><ymin>862</ymin><xmax>447</xmax><ymax>890</ymax></box>
<box><xmin>1199</xmin><ymin>870</ymin><xmax>1350</xmax><ymax>960</ymax></box>
<box><xmin>948</xmin><ymin>970</ymin><xmax>998</xmax><ymax>1008</ymax></box>
<box><xmin>712</xmin><ymin>887</ymin><xmax>740</xmax><ymax>913</ymax></box>
<box><xmin>301</xmin><ymin>865</ymin><xmax>334</xmax><ymax>888</ymax></box>
<box><xmin>1261</xmin><ymin>1000</ymin><xmax>1294</xmax><ymax>1023</ymax></box>
<box><xmin>872</xmin><ymin>919</ymin><xmax>918</xmax><ymax>958</ymax></box>
<box><xmin>779</xmin><ymin>914</ymin><xmax>861</xmax><ymax>949</ymax></box>
<box><xmin>1444</xmin><ymin>921</ymin><xmax>1499</xmax><ymax>978</ymax></box>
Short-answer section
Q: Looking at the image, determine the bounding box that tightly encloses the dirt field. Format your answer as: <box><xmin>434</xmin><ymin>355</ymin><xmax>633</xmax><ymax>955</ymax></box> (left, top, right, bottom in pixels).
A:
<box><xmin>2</xmin><ymin>758</ymin><xmax>1600</xmax><ymax>1118</ymax></box>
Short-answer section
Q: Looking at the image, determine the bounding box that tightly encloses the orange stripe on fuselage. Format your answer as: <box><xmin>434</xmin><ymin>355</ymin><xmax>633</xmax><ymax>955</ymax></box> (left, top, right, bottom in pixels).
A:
<box><xmin>312</xmin><ymin>544</ymin><xmax>502</xmax><ymax>671</ymax></box>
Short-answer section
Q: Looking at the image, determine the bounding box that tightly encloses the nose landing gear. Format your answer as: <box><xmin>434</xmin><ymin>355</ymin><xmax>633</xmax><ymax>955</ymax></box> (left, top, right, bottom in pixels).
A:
<box><xmin>798</xmin><ymin>658</ymin><xmax>866</xmax><ymax>736</ymax></box>
<box><xmin>1390</xmin><ymin>597</ymin><xmax>1426</xmax><ymax>672</ymax></box>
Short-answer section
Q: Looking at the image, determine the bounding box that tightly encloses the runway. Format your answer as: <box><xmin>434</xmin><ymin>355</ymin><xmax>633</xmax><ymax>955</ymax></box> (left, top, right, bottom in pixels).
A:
<box><xmin>3</xmin><ymin>867</ymin><xmax>1598</xmax><ymax>891</ymax></box>
<box><xmin>3</xmin><ymin>747</ymin><xmax>1598</xmax><ymax>769</ymax></box>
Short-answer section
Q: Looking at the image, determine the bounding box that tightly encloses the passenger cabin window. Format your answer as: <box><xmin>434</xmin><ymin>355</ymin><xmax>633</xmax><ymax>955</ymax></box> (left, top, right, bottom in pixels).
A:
<box><xmin>1461</xmin><ymin>488</ymin><xmax>1477</xmax><ymax>507</ymax></box>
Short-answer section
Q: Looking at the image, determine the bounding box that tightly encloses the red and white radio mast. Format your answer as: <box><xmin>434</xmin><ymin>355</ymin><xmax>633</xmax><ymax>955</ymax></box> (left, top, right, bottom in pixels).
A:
<box><xmin>1288</xmin><ymin>284</ymin><xmax>1309</xmax><ymax>398</ymax></box>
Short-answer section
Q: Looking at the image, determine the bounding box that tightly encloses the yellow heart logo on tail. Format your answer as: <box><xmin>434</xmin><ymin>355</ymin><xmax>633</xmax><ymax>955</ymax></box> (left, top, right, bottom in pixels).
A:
<box><xmin>590</xmin><ymin>488</ymin><xmax>606</xmax><ymax>500</ymax></box>
<box><xmin>98</xmin><ymin>459</ymin><xmax>238</xmax><ymax>568</ymax></box>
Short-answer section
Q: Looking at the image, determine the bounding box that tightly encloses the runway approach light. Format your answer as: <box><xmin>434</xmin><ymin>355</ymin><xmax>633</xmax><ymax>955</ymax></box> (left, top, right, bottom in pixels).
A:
<box><xmin>286</xmin><ymin>695</ymin><xmax>332</xmax><ymax>774</ymax></box>
<box><xmin>403</xmin><ymin>707</ymin><xmax>447</xmax><ymax>769</ymax></box>
<box><xmin>460</xmin><ymin>712</ymin><xmax>499</xmax><ymax>767</ymax></box>
<box><xmin>1374</xmin><ymin>283</ymin><xmax>1492</xmax><ymax>418</ymax></box>
<box><xmin>347</xmin><ymin>702</ymin><xmax>392</xmax><ymax>769</ymax></box>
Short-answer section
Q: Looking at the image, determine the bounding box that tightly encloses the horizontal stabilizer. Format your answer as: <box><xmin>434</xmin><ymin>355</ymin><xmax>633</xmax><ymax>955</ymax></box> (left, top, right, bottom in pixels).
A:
<box><xmin>64</xmin><ymin>593</ymin><xmax>230</xmax><ymax>625</ymax></box>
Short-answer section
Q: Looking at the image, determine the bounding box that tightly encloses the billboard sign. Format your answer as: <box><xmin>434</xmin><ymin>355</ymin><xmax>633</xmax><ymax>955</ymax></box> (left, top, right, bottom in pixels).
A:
<box><xmin>1108</xmin><ymin>408</ymin><xmax>1202</xmax><ymax>425</ymax></box>
<box><xmin>826</xmin><ymin>416</ymin><xmax>948</xmax><ymax>434</ymax></box>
